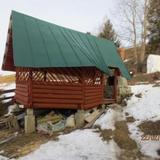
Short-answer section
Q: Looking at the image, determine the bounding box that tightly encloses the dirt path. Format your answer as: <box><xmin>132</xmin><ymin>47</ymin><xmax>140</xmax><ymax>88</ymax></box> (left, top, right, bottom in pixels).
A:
<box><xmin>96</xmin><ymin>105</ymin><xmax>151</xmax><ymax>160</ymax></box>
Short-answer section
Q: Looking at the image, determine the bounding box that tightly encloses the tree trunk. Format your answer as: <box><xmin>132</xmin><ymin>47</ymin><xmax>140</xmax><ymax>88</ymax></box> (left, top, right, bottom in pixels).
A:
<box><xmin>137</xmin><ymin>0</ymin><xmax>148</xmax><ymax>73</ymax></box>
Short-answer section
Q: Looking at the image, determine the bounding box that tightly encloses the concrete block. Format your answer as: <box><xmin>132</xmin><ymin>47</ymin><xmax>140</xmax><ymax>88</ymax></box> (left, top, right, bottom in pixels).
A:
<box><xmin>25</xmin><ymin>109</ymin><xmax>35</xmax><ymax>133</ymax></box>
<box><xmin>65</xmin><ymin>115</ymin><xmax>75</xmax><ymax>128</ymax></box>
<box><xmin>26</xmin><ymin>108</ymin><xmax>34</xmax><ymax>115</ymax></box>
<box><xmin>75</xmin><ymin>110</ymin><xmax>85</xmax><ymax>128</ymax></box>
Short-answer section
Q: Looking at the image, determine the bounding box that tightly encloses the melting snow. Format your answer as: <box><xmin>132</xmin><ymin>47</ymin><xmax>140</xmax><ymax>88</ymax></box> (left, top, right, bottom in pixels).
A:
<box><xmin>0</xmin><ymin>83</ymin><xmax>15</xmax><ymax>103</ymax></box>
<box><xmin>125</xmin><ymin>84</ymin><xmax>160</xmax><ymax>121</ymax></box>
<box><xmin>124</xmin><ymin>84</ymin><xmax>160</xmax><ymax>159</ymax></box>
<box><xmin>95</xmin><ymin>108</ymin><xmax>124</xmax><ymax>130</ymax></box>
<box><xmin>1</xmin><ymin>84</ymin><xmax>160</xmax><ymax>159</ymax></box>
<box><xmin>20</xmin><ymin>130</ymin><xmax>120</xmax><ymax>160</ymax></box>
<box><xmin>0</xmin><ymin>155</ymin><xmax>9</xmax><ymax>160</ymax></box>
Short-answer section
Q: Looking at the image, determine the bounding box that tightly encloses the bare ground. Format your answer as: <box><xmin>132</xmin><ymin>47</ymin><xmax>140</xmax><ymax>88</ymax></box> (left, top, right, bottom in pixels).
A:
<box><xmin>0</xmin><ymin>130</ymin><xmax>59</xmax><ymax>159</ymax></box>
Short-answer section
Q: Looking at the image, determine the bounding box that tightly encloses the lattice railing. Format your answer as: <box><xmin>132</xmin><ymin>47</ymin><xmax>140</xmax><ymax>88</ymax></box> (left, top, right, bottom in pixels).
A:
<box><xmin>16</xmin><ymin>68</ymin><xmax>29</xmax><ymax>82</ymax></box>
<box><xmin>16</xmin><ymin>67</ymin><xmax>103</xmax><ymax>85</ymax></box>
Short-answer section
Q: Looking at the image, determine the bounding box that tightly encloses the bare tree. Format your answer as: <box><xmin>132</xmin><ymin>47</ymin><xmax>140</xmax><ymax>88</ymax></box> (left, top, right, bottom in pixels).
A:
<box><xmin>138</xmin><ymin>0</ymin><xmax>149</xmax><ymax>72</ymax></box>
<box><xmin>116</xmin><ymin>0</ymin><xmax>149</xmax><ymax>72</ymax></box>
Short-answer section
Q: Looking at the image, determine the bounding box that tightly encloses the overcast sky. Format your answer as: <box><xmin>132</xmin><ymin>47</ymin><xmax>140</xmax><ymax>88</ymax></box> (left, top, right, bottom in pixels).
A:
<box><xmin>0</xmin><ymin>0</ymin><xmax>118</xmax><ymax>74</ymax></box>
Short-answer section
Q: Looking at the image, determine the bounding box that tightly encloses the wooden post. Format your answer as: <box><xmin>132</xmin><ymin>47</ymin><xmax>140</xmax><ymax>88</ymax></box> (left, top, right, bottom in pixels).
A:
<box><xmin>113</xmin><ymin>69</ymin><xmax>119</xmax><ymax>102</ymax></box>
<box><xmin>81</xmin><ymin>68</ymin><xmax>85</xmax><ymax>109</ymax></box>
<box><xmin>44</xmin><ymin>70</ymin><xmax>47</xmax><ymax>82</ymax></box>
<box><xmin>28</xmin><ymin>69</ymin><xmax>33</xmax><ymax>108</ymax></box>
<box><xmin>101</xmin><ymin>73</ymin><xmax>105</xmax><ymax>101</ymax></box>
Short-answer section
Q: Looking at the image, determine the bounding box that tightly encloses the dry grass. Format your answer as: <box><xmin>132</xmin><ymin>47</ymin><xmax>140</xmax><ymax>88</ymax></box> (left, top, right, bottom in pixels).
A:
<box><xmin>138</xmin><ymin>120</ymin><xmax>160</xmax><ymax>135</ymax></box>
<box><xmin>128</xmin><ymin>72</ymin><xmax>160</xmax><ymax>85</ymax></box>
<box><xmin>0</xmin><ymin>131</ymin><xmax>59</xmax><ymax>159</ymax></box>
<box><xmin>0</xmin><ymin>74</ymin><xmax>15</xmax><ymax>84</ymax></box>
<box><xmin>113</xmin><ymin>121</ymin><xmax>137</xmax><ymax>150</ymax></box>
<box><xmin>126</xmin><ymin>116</ymin><xmax>136</xmax><ymax>123</ymax></box>
<box><xmin>100</xmin><ymin>129</ymin><xmax>113</xmax><ymax>141</ymax></box>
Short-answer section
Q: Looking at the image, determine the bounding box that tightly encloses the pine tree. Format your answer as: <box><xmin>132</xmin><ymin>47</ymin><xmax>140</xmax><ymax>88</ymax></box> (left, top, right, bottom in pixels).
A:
<box><xmin>98</xmin><ymin>19</ymin><xmax>121</xmax><ymax>47</ymax></box>
<box><xmin>148</xmin><ymin>0</ymin><xmax>160</xmax><ymax>54</ymax></box>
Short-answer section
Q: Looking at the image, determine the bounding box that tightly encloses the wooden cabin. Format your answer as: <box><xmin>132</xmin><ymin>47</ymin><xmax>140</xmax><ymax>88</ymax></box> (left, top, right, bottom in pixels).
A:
<box><xmin>2</xmin><ymin>11</ymin><xmax>130</xmax><ymax>110</ymax></box>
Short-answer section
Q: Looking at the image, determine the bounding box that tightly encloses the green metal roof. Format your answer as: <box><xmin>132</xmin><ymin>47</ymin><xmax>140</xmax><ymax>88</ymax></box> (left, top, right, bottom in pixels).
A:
<box><xmin>11</xmin><ymin>11</ymin><xmax>131</xmax><ymax>79</ymax></box>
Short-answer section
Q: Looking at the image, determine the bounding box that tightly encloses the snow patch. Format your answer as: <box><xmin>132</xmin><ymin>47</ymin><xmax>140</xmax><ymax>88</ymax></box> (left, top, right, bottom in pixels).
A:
<box><xmin>0</xmin><ymin>83</ymin><xmax>15</xmax><ymax>90</ymax></box>
<box><xmin>20</xmin><ymin>130</ymin><xmax>120</xmax><ymax>160</ymax></box>
<box><xmin>0</xmin><ymin>155</ymin><xmax>9</xmax><ymax>160</ymax></box>
<box><xmin>125</xmin><ymin>84</ymin><xmax>160</xmax><ymax>121</ymax></box>
<box><xmin>124</xmin><ymin>84</ymin><xmax>160</xmax><ymax>159</ymax></box>
<box><xmin>147</xmin><ymin>54</ymin><xmax>160</xmax><ymax>73</ymax></box>
<box><xmin>127</xmin><ymin>122</ymin><xmax>160</xmax><ymax>159</ymax></box>
<box><xmin>0</xmin><ymin>83</ymin><xmax>15</xmax><ymax>103</ymax></box>
<box><xmin>95</xmin><ymin>108</ymin><xmax>124</xmax><ymax>130</ymax></box>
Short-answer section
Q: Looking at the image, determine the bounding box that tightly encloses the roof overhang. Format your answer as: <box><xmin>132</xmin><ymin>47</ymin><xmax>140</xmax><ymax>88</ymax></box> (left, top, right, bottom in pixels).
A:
<box><xmin>2</xmin><ymin>17</ymin><xmax>15</xmax><ymax>71</ymax></box>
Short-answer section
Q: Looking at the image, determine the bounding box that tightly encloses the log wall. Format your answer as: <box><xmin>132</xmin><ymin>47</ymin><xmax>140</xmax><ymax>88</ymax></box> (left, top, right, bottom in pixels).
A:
<box><xmin>84</xmin><ymin>85</ymin><xmax>103</xmax><ymax>109</ymax></box>
<box><xmin>15</xmin><ymin>83</ymin><xmax>28</xmax><ymax>105</ymax></box>
<box><xmin>32</xmin><ymin>83</ymin><xmax>83</xmax><ymax>109</ymax></box>
<box><xmin>15</xmin><ymin>67</ymin><xmax>117</xmax><ymax>110</ymax></box>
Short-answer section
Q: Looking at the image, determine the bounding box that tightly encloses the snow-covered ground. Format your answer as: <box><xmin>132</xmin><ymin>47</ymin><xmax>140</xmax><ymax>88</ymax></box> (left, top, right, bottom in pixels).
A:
<box><xmin>124</xmin><ymin>84</ymin><xmax>160</xmax><ymax>159</ymax></box>
<box><xmin>95</xmin><ymin>107</ymin><xmax>124</xmax><ymax>130</ymax></box>
<box><xmin>125</xmin><ymin>84</ymin><xmax>160</xmax><ymax>121</ymax></box>
<box><xmin>0</xmin><ymin>83</ymin><xmax>160</xmax><ymax>160</ymax></box>
<box><xmin>0</xmin><ymin>83</ymin><xmax>15</xmax><ymax>90</ymax></box>
<box><xmin>20</xmin><ymin>130</ymin><xmax>120</xmax><ymax>160</ymax></box>
<box><xmin>0</xmin><ymin>71</ymin><xmax>15</xmax><ymax>77</ymax></box>
<box><xmin>0</xmin><ymin>155</ymin><xmax>8</xmax><ymax>160</ymax></box>
<box><xmin>0</xmin><ymin>83</ymin><xmax>15</xmax><ymax>103</ymax></box>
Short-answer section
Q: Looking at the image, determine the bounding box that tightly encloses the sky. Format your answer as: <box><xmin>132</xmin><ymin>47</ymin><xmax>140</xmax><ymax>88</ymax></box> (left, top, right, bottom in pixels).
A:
<box><xmin>0</xmin><ymin>0</ymin><xmax>118</xmax><ymax>75</ymax></box>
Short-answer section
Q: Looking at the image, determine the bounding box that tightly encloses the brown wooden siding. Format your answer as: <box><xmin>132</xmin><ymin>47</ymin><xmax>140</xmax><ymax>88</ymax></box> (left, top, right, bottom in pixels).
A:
<box><xmin>14</xmin><ymin>67</ymin><xmax>117</xmax><ymax>109</ymax></box>
<box><xmin>15</xmin><ymin>83</ymin><xmax>28</xmax><ymax>105</ymax></box>
<box><xmin>32</xmin><ymin>83</ymin><xmax>83</xmax><ymax>109</ymax></box>
<box><xmin>84</xmin><ymin>85</ymin><xmax>103</xmax><ymax>109</ymax></box>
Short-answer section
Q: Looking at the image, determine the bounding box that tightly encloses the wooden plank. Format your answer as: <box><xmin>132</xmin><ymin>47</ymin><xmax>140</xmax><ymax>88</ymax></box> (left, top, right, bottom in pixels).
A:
<box><xmin>33</xmin><ymin>93</ymin><xmax>82</xmax><ymax>99</ymax></box>
<box><xmin>1</xmin><ymin>89</ymin><xmax>15</xmax><ymax>94</ymax></box>
<box><xmin>85</xmin><ymin>110</ymin><xmax>100</xmax><ymax>123</ymax></box>
<box><xmin>0</xmin><ymin>96</ymin><xmax>14</xmax><ymax>100</ymax></box>
<box><xmin>28</xmin><ymin>69</ymin><xmax>33</xmax><ymax>107</ymax></box>
<box><xmin>85</xmin><ymin>86</ymin><xmax>102</xmax><ymax>89</ymax></box>
<box><xmin>85</xmin><ymin>95</ymin><xmax>102</xmax><ymax>101</ymax></box>
<box><xmin>16</xmin><ymin>87</ymin><xmax>28</xmax><ymax>93</ymax></box>
<box><xmin>33</xmin><ymin>103</ymin><xmax>78</xmax><ymax>109</ymax></box>
<box><xmin>85</xmin><ymin>91</ymin><xmax>103</xmax><ymax>96</ymax></box>
<box><xmin>33</xmin><ymin>84</ymin><xmax>82</xmax><ymax>91</ymax></box>
<box><xmin>85</xmin><ymin>89</ymin><xmax>102</xmax><ymax>94</ymax></box>
<box><xmin>15</xmin><ymin>98</ymin><xmax>28</xmax><ymax>106</ymax></box>
<box><xmin>85</xmin><ymin>98</ymin><xmax>102</xmax><ymax>104</ymax></box>
<box><xmin>84</xmin><ymin>101</ymin><xmax>102</xmax><ymax>109</ymax></box>
<box><xmin>34</xmin><ymin>81</ymin><xmax>82</xmax><ymax>86</ymax></box>
<box><xmin>33</xmin><ymin>97</ymin><xmax>82</xmax><ymax>104</ymax></box>
<box><xmin>84</xmin><ymin>109</ymin><xmax>105</xmax><ymax>128</ymax></box>
<box><xmin>32</xmin><ymin>88</ymin><xmax>82</xmax><ymax>95</ymax></box>
<box><xmin>16</xmin><ymin>83</ymin><xmax>28</xmax><ymax>89</ymax></box>
<box><xmin>15</xmin><ymin>94</ymin><xmax>28</xmax><ymax>103</ymax></box>
<box><xmin>15</xmin><ymin>90</ymin><xmax>28</xmax><ymax>97</ymax></box>
<box><xmin>103</xmin><ymin>99</ymin><xmax>116</xmax><ymax>104</ymax></box>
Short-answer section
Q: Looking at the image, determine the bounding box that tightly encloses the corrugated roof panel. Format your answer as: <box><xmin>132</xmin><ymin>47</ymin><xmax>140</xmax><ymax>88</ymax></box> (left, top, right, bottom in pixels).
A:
<box><xmin>12</xmin><ymin>13</ymin><xmax>34</xmax><ymax>67</ymax></box>
<box><xmin>37</xmin><ymin>21</ymin><xmax>64</xmax><ymax>66</ymax></box>
<box><xmin>11</xmin><ymin>11</ymin><xmax>131</xmax><ymax>79</ymax></box>
<box><xmin>25</xmin><ymin>16</ymin><xmax>50</xmax><ymax>67</ymax></box>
